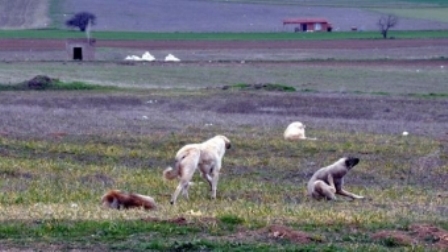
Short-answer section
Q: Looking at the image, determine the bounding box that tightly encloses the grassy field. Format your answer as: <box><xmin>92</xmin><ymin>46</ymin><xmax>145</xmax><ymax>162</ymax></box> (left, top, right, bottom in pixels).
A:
<box><xmin>0</xmin><ymin>0</ymin><xmax>446</xmax><ymax>250</ymax></box>
<box><xmin>0</xmin><ymin>88</ymin><xmax>447</xmax><ymax>251</ymax></box>
<box><xmin>211</xmin><ymin>0</ymin><xmax>448</xmax><ymax>7</ymax></box>
<box><xmin>0</xmin><ymin>61</ymin><xmax>447</xmax><ymax>95</ymax></box>
<box><xmin>1</xmin><ymin>29</ymin><xmax>448</xmax><ymax>40</ymax></box>
<box><xmin>0</xmin><ymin>59</ymin><xmax>447</xmax><ymax>250</ymax></box>
<box><xmin>373</xmin><ymin>8</ymin><xmax>448</xmax><ymax>23</ymax></box>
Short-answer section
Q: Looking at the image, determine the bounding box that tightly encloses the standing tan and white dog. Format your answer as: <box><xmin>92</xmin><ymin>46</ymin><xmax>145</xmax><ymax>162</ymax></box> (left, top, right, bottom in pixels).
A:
<box><xmin>284</xmin><ymin>121</ymin><xmax>317</xmax><ymax>141</ymax></box>
<box><xmin>307</xmin><ymin>157</ymin><xmax>364</xmax><ymax>200</ymax></box>
<box><xmin>163</xmin><ymin>135</ymin><xmax>231</xmax><ymax>205</ymax></box>
<box><xmin>101</xmin><ymin>190</ymin><xmax>157</xmax><ymax>210</ymax></box>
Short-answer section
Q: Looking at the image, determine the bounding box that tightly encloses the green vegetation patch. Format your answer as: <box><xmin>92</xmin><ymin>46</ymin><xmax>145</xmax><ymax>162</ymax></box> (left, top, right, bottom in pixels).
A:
<box><xmin>373</xmin><ymin>8</ymin><xmax>448</xmax><ymax>23</ymax></box>
<box><xmin>0</xmin><ymin>75</ymin><xmax>118</xmax><ymax>91</ymax></box>
<box><xmin>1</xmin><ymin>29</ymin><xmax>448</xmax><ymax>40</ymax></box>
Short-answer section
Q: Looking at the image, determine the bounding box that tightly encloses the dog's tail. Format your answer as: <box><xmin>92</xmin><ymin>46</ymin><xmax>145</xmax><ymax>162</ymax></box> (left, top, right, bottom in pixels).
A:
<box><xmin>163</xmin><ymin>162</ymin><xmax>180</xmax><ymax>180</ymax></box>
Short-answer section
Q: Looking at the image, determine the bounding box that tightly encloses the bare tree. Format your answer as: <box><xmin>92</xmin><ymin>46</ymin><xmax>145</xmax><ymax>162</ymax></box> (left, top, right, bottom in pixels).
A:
<box><xmin>377</xmin><ymin>14</ymin><xmax>398</xmax><ymax>39</ymax></box>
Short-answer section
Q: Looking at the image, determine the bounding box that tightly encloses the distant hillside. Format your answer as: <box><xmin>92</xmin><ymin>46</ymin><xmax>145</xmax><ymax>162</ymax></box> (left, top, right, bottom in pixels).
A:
<box><xmin>0</xmin><ymin>0</ymin><xmax>50</xmax><ymax>29</ymax></box>
<box><xmin>51</xmin><ymin>0</ymin><xmax>448</xmax><ymax>32</ymax></box>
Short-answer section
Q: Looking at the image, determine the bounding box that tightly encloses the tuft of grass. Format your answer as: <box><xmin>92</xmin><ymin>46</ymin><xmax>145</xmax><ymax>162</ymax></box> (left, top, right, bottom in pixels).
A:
<box><xmin>219</xmin><ymin>214</ymin><xmax>245</xmax><ymax>225</ymax></box>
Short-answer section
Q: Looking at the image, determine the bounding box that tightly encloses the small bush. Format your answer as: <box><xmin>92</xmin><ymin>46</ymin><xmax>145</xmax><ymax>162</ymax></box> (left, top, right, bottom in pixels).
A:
<box><xmin>0</xmin><ymin>76</ymin><xmax>115</xmax><ymax>91</ymax></box>
<box><xmin>227</xmin><ymin>83</ymin><xmax>296</xmax><ymax>92</ymax></box>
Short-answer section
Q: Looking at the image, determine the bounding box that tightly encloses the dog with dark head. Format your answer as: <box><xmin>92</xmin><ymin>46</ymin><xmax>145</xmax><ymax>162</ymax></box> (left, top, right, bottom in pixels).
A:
<box><xmin>163</xmin><ymin>135</ymin><xmax>231</xmax><ymax>205</ymax></box>
<box><xmin>307</xmin><ymin>157</ymin><xmax>363</xmax><ymax>200</ymax></box>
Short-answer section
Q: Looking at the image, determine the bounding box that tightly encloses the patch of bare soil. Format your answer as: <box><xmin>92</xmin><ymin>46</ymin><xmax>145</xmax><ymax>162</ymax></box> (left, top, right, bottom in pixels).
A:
<box><xmin>371</xmin><ymin>224</ymin><xmax>448</xmax><ymax>249</ymax></box>
<box><xmin>206</xmin><ymin>224</ymin><xmax>321</xmax><ymax>245</ymax></box>
<box><xmin>266</xmin><ymin>224</ymin><xmax>321</xmax><ymax>244</ymax></box>
<box><xmin>371</xmin><ymin>230</ymin><xmax>415</xmax><ymax>247</ymax></box>
<box><xmin>409</xmin><ymin>224</ymin><xmax>448</xmax><ymax>250</ymax></box>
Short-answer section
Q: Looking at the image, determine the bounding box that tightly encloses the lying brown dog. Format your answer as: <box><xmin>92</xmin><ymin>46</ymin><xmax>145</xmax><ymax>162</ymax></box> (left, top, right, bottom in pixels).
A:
<box><xmin>101</xmin><ymin>190</ymin><xmax>157</xmax><ymax>210</ymax></box>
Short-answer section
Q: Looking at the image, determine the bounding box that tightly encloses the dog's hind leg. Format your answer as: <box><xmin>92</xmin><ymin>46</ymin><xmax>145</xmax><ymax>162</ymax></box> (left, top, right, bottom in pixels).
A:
<box><xmin>171</xmin><ymin>179</ymin><xmax>191</xmax><ymax>204</ymax></box>
<box><xmin>181</xmin><ymin>181</ymin><xmax>190</xmax><ymax>200</ymax></box>
<box><xmin>314</xmin><ymin>180</ymin><xmax>337</xmax><ymax>200</ymax></box>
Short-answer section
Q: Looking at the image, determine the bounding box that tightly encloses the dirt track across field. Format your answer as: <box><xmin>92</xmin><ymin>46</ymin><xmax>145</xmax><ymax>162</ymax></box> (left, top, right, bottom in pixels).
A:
<box><xmin>1</xmin><ymin>38</ymin><xmax>448</xmax><ymax>64</ymax></box>
<box><xmin>1</xmin><ymin>38</ymin><xmax>447</xmax><ymax>51</ymax></box>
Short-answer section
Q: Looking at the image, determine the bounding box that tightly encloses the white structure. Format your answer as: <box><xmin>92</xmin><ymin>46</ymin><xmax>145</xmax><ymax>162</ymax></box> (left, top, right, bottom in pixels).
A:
<box><xmin>141</xmin><ymin>51</ymin><xmax>155</xmax><ymax>61</ymax></box>
<box><xmin>125</xmin><ymin>55</ymin><xmax>143</xmax><ymax>61</ymax></box>
<box><xmin>165</xmin><ymin>54</ymin><xmax>180</xmax><ymax>62</ymax></box>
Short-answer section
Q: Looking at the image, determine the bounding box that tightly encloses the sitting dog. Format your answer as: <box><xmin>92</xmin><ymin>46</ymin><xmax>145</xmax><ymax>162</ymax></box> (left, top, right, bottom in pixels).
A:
<box><xmin>163</xmin><ymin>135</ymin><xmax>231</xmax><ymax>205</ymax></box>
<box><xmin>284</xmin><ymin>121</ymin><xmax>317</xmax><ymax>141</ymax></box>
<box><xmin>307</xmin><ymin>157</ymin><xmax>364</xmax><ymax>200</ymax></box>
<box><xmin>101</xmin><ymin>190</ymin><xmax>157</xmax><ymax>210</ymax></box>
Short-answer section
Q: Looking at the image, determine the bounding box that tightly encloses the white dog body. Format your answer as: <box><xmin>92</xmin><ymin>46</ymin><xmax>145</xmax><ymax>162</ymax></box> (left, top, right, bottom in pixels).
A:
<box><xmin>307</xmin><ymin>157</ymin><xmax>364</xmax><ymax>200</ymax></box>
<box><xmin>163</xmin><ymin>135</ymin><xmax>231</xmax><ymax>204</ymax></box>
<box><xmin>284</xmin><ymin>121</ymin><xmax>316</xmax><ymax>141</ymax></box>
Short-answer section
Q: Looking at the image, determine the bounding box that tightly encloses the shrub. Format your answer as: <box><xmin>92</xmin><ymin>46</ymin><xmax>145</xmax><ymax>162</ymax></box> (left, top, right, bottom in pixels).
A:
<box><xmin>65</xmin><ymin>12</ymin><xmax>96</xmax><ymax>32</ymax></box>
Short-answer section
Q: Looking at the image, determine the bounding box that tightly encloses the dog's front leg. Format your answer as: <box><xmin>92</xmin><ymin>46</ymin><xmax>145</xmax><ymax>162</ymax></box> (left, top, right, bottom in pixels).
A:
<box><xmin>210</xmin><ymin>168</ymin><xmax>221</xmax><ymax>199</ymax></box>
<box><xmin>201</xmin><ymin>172</ymin><xmax>213</xmax><ymax>190</ymax></box>
<box><xmin>336</xmin><ymin>189</ymin><xmax>364</xmax><ymax>200</ymax></box>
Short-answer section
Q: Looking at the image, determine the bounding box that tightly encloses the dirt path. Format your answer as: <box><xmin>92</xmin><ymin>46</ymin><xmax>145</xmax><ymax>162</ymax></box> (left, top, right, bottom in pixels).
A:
<box><xmin>1</xmin><ymin>38</ymin><xmax>447</xmax><ymax>51</ymax></box>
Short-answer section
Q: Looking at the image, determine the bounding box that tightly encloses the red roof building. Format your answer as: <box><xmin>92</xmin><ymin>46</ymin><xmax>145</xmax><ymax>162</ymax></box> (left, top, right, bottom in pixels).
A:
<box><xmin>283</xmin><ymin>18</ymin><xmax>333</xmax><ymax>32</ymax></box>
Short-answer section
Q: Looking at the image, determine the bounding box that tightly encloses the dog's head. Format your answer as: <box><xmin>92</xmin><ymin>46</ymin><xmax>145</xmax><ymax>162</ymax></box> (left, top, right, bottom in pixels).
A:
<box><xmin>216</xmin><ymin>135</ymin><xmax>231</xmax><ymax>149</ymax></box>
<box><xmin>344</xmin><ymin>157</ymin><xmax>360</xmax><ymax>169</ymax></box>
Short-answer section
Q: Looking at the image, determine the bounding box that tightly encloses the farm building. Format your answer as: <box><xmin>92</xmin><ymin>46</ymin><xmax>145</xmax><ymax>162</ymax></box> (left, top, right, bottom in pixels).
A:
<box><xmin>283</xmin><ymin>18</ymin><xmax>333</xmax><ymax>32</ymax></box>
<box><xmin>65</xmin><ymin>38</ymin><xmax>96</xmax><ymax>61</ymax></box>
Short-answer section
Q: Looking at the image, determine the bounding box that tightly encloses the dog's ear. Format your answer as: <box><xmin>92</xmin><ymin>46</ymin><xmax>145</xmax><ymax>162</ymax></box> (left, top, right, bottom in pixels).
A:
<box><xmin>345</xmin><ymin>157</ymin><xmax>360</xmax><ymax>169</ymax></box>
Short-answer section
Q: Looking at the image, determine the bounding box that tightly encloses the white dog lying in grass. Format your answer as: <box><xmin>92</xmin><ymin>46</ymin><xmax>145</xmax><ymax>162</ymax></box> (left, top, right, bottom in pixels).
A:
<box><xmin>284</xmin><ymin>121</ymin><xmax>317</xmax><ymax>141</ymax></box>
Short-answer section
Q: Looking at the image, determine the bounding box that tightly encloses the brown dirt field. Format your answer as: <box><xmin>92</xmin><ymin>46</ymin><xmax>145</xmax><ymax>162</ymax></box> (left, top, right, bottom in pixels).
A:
<box><xmin>1</xmin><ymin>38</ymin><xmax>447</xmax><ymax>64</ymax></box>
<box><xmin>1</xmin><ymin>38</ymin><xmax>447</xmax><ymax>51</ymax></box>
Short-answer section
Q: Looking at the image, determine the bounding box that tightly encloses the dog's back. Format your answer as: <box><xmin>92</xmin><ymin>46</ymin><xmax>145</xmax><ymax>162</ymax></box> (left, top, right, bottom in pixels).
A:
<box><xmin>163</xmin><ymin>144</ymin><xmax>201</xmax><ymax>180</ymax></box>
